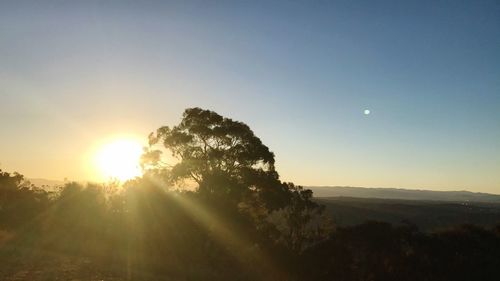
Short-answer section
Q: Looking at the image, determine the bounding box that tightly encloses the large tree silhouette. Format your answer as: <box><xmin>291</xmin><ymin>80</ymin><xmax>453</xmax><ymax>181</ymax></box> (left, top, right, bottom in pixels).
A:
<box><xmin>144</xmin><ymin>107</ymin><xmax>294</xmax><ymax>210</ymax></box>
<box><xmin>142</xmin><ymin>108</ymin><xmax>328</xmax><ymax>252</ymax></box>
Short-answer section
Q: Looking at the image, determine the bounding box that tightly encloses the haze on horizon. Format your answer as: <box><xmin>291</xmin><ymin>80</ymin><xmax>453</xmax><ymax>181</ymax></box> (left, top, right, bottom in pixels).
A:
<box><xmin>1</xmin><ymin>1</ymin><xmax>499</xmax><ymax>193</ymax></box>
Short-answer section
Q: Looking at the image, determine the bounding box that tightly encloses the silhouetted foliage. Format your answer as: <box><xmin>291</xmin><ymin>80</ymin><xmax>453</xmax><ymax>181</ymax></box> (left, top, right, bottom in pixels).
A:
<box><xmin>299</xmin><ymin>221</ymin><xmax>500</xmax><ymax>281</ymax></box>
<box><xmin>2</xmin><ymin>171</ymin><xmax>500</xmax><ymax>280</ymax></box>
<box><xmin>143</xmin><ymin>107</ymin><xmax>290</xmax><ymax>210</ymax></box>
<box><xmin>142</xmin><ymin>108</ymin><xmax>327</xmax><ymax>252</ymax></box>
<box><xmin>0</xmin><ymin>170</ymin><xmax>49</xmax><ymax>229</ymax></box>
<box><xmin>1</xmin><ymin>108</ymin><xmax>500</xmax><ymax>280</ymax></box>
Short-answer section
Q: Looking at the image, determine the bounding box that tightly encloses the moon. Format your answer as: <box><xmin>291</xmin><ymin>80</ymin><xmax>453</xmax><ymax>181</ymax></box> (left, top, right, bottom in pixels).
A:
<box><xmin>364</xmin><ymin>109</ymin><xmax>371</xmax><ymax>115</ymax></box>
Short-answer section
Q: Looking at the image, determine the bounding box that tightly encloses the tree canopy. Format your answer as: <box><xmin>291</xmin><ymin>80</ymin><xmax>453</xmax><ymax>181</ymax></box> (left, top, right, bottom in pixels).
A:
<box><xmin>143</xmin><ymin>107</ymin><xmax>295</xmax><ymax>210</ymax></box>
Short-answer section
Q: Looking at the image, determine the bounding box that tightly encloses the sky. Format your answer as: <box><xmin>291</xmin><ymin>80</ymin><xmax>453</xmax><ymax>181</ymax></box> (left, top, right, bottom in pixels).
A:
<box><xmin>0</xmin><ymin>0</ymin><xmax>499</xmax><ymax>193</ymax></box>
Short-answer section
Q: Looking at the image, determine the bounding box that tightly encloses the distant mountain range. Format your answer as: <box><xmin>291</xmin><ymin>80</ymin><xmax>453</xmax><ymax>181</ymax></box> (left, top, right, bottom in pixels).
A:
<box><xmin>309</xmin><ymin>186</ymin><xmax>500</xmax><ymax>203</ymax></box>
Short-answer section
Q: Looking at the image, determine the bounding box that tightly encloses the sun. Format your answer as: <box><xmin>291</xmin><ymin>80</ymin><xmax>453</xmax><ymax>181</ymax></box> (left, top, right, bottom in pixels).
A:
<box><xmin>94</xmin><ymin>138</ymin><xmax>144</xmax><ymax>181</ymax></box>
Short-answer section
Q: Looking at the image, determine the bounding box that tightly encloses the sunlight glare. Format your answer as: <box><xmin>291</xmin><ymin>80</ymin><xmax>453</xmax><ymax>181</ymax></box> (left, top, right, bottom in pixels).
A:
<box><xmin>95</xmin><ymin>139</ymin><xmax>143</xmax><ymax>181</ymax></box>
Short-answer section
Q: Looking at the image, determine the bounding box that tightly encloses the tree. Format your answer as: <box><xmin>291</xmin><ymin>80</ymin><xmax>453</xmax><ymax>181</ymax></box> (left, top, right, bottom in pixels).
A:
<box><xmin>0</xmin><ymin>170</ymin><xmax>49</xmax><ymax>228</ymax></box>
<box><xmin>142</xmin><ymin>108</ymin><xmax>330</xmax><ymax>252</ymax></box>
<box><xmin>143</xmin><ymin>107</ymin><xmax>291</xmax><ymax>210</ymax></box>
<box><xmin>277</xmin><ymin>183</ymin><xmax>330</xmax><ymax>252</ymax></box>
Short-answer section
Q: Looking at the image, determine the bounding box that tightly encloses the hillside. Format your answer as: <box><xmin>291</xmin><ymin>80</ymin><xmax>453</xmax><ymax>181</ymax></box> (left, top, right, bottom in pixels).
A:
<box><xmin>317</xmin><ymin>197</ymin><xmax>500</xmax><ymax>231</ymax></box>
<box><xmin>310</xmin><ymin>186</ymin><xmax>500</xmax><ymax>203</ymax></box>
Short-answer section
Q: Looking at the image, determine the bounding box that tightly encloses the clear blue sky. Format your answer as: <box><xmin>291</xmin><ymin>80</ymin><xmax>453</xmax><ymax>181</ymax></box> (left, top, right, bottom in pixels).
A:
<box><xmin>1</xmin><ymin>0</ymin><xmax>499</xmax><ymax>193</ymax></box>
